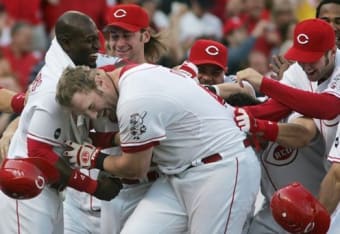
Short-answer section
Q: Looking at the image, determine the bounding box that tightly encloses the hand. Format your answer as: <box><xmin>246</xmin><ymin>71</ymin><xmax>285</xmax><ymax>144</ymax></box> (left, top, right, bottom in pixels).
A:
<box><xmin>93</xmin><ymin>175</ymin><xmax>122</xmax><ymax>201</ymax></box>
<box><xmin>0</xmin><ymin>131</ymin><xmax>11</xmax><ymax>163</ymax></box>
<box><xmin>234</xmin><ymin>108</ymin><xmax>278</xmax><ymax>141</ymax></box>
<box><xmin>236</xmin><ymin>68</ymin><xmax>263</xmax><ymax>91</ymax></box>
<box><xmin>234</xmin><ymin>108</ymin><xmax>253</xmax><ymax>132</ymax></box>
<box><xmin>63</xmin><ymin>141</ymin><xmax>101</xmax><ymax>169</ymax></box>
<box><xmin>269</xmin><ymin>55</ymin><xmax>291</xmax><ymax>80</ymax></box>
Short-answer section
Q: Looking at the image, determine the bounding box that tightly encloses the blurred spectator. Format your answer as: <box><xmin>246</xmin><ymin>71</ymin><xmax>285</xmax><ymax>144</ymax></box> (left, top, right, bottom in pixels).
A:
<box><xmin>247</xmin><ymin>50</ymin><xmax>271</xmax><ymax>77</ymax></box>
<box><xmin>0</xmin><ymin>3</ymin><xmax>10</xmax><ymax>46</ymax></box>
<box><xmin>241</xmin><ymin>0</ymin><xmax>281</xmax><ymax>58</ymax></box>
<box><xmin>247</xmin><ymin>49</ymin><xmax>275</xmax><ymax>98</ymax></box>
<box><xmin>42</xmin><ymin>0</ymin><xmax>109</xmax><ymax>33</ymax></box>
<box><xmin>271</xmin><ymin>0</ymin><xmax>297</xmax><ymax>54</ymax></box>
<box><xmin>210</xmin><ymin>0</ymin><xmax>228</xmax><ymax>21</ymax></box>
<box><xmin>0</xmin><ymin>21</ymin><xmax>41</xmax><ymax>91</ymax></box>
<box><xmin>224</xmin><ymin>0</ymin><xmax>245</xmax><ymax>18</ymax></box>
<box><xmin>0</xmin><ymin>0</ymin><xmax>48</xmax><ymax>51</ymax></box>
<box><xmin>223</xmin><ymin>16</ymin><xmax>268</xmax><ymax>75</ymax></box>
<box><xmin>0</xmin><ymin>50</ymin><xmax>20</xmax><ymax>92</ymax></box>
<box><xmin>140</xmin><ymin>0</ymin><xmax>169</xmax><ymax>32</ymax></box>
<box><xmin>177</xmin><ymin>0</ymin><xmax>223</xmax><ymax>48</ymax></box>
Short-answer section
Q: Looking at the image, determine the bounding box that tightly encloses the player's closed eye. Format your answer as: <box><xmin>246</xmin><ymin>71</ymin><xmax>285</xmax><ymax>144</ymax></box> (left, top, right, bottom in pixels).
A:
<box><xmin>110</xmin><ymin>32</ymin><xmax>134</xmax><ymax>41</ymax></box>
<box><xmin>320</xmin><ymin>17</ymin><xmax>340</xmax><ymax>26</ymax></box>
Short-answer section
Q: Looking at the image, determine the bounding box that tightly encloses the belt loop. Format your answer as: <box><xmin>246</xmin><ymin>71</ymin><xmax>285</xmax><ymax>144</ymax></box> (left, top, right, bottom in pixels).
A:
<box><xmin>191</xmin><ymin>158</ymin><xmax>204</xmax><ymax>167</ymax></box>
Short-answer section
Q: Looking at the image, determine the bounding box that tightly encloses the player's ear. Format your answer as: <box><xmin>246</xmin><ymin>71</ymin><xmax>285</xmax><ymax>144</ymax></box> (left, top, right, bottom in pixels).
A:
<box><xmin>94</xmin><ymin>74</ymin><xmax>105</xmax><ymax>89</ymax></box>
<box><xmin>141</xmin><ymin>29</ymin><xmax>151</xmax><ymax>43</ymax></box>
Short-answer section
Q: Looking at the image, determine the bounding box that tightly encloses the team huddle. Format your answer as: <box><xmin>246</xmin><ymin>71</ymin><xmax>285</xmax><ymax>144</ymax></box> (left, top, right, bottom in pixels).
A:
<box><xmin>0</xmin><ymin>2</ymin><xmax>339</xmax><ymax>234</ymax></box>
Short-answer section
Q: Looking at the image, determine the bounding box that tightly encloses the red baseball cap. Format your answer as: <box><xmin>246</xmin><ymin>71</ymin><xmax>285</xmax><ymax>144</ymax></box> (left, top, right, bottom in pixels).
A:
<box><xmin>188</xmin><ymin>39</ymin><xmax>227</xmax><ymax>70</ymax></box>
<box><xmin>106</xmin><ymin>4</ymin><xmax>149</xmax><ymax>32</ymax></box>
<box><xmin>284</xmin><ymin>18</ymin><xmax>335</xmax><ymax>63</ymax></box>
<box><xmin>223</xmin><ymin>17</ymin><xmax>243</xmax><ymax>35</ymax></box>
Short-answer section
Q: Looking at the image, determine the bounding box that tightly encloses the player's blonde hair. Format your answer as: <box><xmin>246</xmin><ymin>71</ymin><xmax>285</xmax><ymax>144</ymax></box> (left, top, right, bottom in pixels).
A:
<box><xmin>56</xmin><ymin>66</ymin><xmax>97</xmax><ymax>107</ymax></box>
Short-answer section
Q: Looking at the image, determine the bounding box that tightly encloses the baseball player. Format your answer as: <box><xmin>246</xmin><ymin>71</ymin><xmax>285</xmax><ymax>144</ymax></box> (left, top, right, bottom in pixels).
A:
<box><xmin>235</xmin><ymin>19</ymin><xmax>340</xmax><ymax>151</ymax></box>
<box><xmin>232</xmin><ymin>18</ymin><xmax>340</xmax><ymax>233</ymax></box>
<box><xmin>97</xmin><ymin>5</ymin><xmax>167</xmax><ymax>233</ymax></box>
<box><xmin>103</xmin><ymin>4</ymin><xmax>166</xmax><ymax>64</ymax></box>
<box><xmin>0</xmin><ymin>11</ymin><xmax>122</xmax><ymax>234</ymax></box>
<box><xmin>187</xmin><ymin>38</ymin><xmax>256</xmax><ymax>99</ymax></box>
<box><xmin>56</xmin><ymin>63</ymin><xmax>261</xmax><ymax>233</ymax></box>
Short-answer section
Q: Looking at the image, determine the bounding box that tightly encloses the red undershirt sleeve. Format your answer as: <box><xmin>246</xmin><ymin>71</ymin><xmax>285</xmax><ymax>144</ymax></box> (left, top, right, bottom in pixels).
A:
<box><xmin>260</xmin><ymin>77</ymin><xmax>340</xmax><ymax>120</ymax></box>
<box><xmin>27</xmin><ymin>137</ymin><xmax>59</xmax><ymax>164</ymax></box>
<box><xmin>244</xmin><ymin>98</ymin><xmax>292</xmax><ymax>121</ymax></box>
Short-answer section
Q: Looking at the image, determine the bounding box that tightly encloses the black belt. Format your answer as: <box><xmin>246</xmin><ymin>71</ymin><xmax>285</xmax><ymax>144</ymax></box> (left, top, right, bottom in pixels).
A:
<box><xmin>121</xmin><ymin>170</ymin><xmax>160</xmax><ymax>185</ymax></box>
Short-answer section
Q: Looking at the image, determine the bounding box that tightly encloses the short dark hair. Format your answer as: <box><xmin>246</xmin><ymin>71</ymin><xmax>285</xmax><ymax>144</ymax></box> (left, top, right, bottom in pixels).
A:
<box><xmin>225</xmin><ymin>93</ymin><xmax>262</xmax><ymax>107</ymax></box>
<box><xmin>316</xmin><ymin>0</ymin><xmax>340</xmax><ymax>18</ymax></box>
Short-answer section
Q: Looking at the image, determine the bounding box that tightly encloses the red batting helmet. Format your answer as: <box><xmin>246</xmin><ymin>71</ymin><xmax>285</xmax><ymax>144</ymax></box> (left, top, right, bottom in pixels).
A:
<box><xmin>270</xmin><ymin>182</ymin><xmax>330</xmax><ymax>234</ymax></box>
<box><xmin>0</xmin><ymin>158</ymin><xmax>59</xmax><ymax>199</ymax></box>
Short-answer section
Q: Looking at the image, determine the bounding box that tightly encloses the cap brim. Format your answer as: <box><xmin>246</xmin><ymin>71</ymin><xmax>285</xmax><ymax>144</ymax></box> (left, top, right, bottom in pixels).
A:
<box><xmin>190</xmin><ymin>59</ymin><xmax>226</xmax><ymax>71</ymax></box>
<box><xmin>106</xmin><ymin>22</ymin><xmax>140</xmax><ymax>32</ymax></box>
<box><xmin>284</xmin><ymin>47</ymin><xmax>324</xmax><ymax>63</ymax></box>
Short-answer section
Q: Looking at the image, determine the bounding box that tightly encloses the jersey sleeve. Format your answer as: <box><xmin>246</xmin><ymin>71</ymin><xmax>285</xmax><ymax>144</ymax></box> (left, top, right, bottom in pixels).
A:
<box><xmin>27</xmin><ymin>93</ymin><xmax>67</xmax><ymax>147</ymax></box>
<box><xmin>117</xmin><ymin>96</ymin><xmax>173</xmax><ymax>153</ymax></box>
<box><xmin>328</xmin><ymin>126</ymin><xmax>340</xmax><ymax>162</ymax></box>
<box><xmin>324</xmin><ymin>67</ymin><xmax>340</xmax><ymax>98</ymax></box>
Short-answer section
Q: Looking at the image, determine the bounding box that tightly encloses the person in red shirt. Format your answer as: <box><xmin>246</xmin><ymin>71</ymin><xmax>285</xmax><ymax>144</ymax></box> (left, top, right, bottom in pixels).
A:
<box><xmin>0</xmin><ymin>21</ymin><xmax>41</xmax><ymax>91</ymax></box>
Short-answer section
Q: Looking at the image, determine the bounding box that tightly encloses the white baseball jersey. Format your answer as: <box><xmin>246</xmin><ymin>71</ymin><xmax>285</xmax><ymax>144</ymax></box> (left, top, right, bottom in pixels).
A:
<box><xmin>115</xmin><ymin>63</ymin><xmax>260</xmax><ymax>233</ymax></box>
<box><xmin>118</xmin><ymin>64</ymin><xmax>248</xmax><ymax>174</ymax></box>
<box><xmin>327</xmin><ymin>124</ymin><xmax>340</xmax><ymax>234</ymax></box>
<box><xmin>280</xmin><ymin>52</ymin><xmax>340</xmax><ymax>161</ymax></box>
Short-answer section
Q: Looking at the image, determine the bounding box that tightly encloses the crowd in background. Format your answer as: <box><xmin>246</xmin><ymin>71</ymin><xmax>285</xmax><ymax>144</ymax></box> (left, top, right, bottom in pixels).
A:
<box><xmin>0</xmin><ymin>0</ymin><xmax>319</xmax><ymax>137</ymax></box>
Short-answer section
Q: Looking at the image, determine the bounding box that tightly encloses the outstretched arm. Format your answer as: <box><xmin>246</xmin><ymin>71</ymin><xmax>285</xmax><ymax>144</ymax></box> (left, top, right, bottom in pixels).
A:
<box><xmin>319</xmin><ymin>163</ymin><xmax>340</xmax><ymax>214</ymax></box>
<box><xmin>236</xmin><ymin>68</ymin><xmax>340</xmax><ymax>120</ymax></box>
<box><xmin>234</xmin><ymin>108</ymin><xmax>317</xmax><ymax>148</ymax></box>
<box><xmin>0</xmin><ymin>87</ymin><xmax>25</xmax><ymax>113</ymax></box>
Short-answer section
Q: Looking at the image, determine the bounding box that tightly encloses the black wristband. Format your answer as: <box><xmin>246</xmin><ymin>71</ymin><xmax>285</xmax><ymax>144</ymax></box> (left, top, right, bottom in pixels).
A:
<box><xmin>95</xmin><ymin>152</ymin><xmax>109</xmax><ymax>170</ymax></box>
<box><xmin>204</xmin><ymin>85</ymin><xmax>217</xmax><ymax>94</ymax></box>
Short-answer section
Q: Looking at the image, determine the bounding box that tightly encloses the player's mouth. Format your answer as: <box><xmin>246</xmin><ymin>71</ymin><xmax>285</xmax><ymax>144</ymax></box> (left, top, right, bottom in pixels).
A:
<box><xmin>115</xmin><ymin>47</ymin><xmax>130</xmax><ymax>57</ymax></box>
<box><xmin>89</xmin><ymin>53</ymin><xmax>98</xmax><ymax>62</ymax></box>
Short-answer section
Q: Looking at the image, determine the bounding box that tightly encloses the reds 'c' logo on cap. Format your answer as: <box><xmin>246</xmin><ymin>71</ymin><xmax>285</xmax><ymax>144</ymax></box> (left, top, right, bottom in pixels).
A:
<box><xmin>113</xmin><ymin>9</ymin><xmax>127</xmax><ymax>18</ymax></box>
<box><xmin>297</xmin><ymin>33</ymin><xmax>309</xmax><ymax>45</ymax></box>
<box><xmin>35</xmin><ymin>175</ymin><xmax>45</xmax><ymax>189</ymax></box>
<box><xmin>205</xmin><ymin>45</ymin><xmax>219</xmax><ymax>56</ymax></box>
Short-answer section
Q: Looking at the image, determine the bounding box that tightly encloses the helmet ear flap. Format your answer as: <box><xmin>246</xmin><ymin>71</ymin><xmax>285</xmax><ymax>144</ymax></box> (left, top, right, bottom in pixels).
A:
<box><xmin>0</xmin><ymin>159</ymin><xmax>47</xmax><ymax>199</ymax></box>
<box><xmin>270</xmin><ymin>182</ymin><xmax>330</xmax><ymax>234</ymax></box>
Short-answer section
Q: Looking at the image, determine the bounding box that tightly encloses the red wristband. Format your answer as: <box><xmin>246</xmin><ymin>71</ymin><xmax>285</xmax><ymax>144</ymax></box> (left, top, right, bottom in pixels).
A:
<box><xmin>68</xmin><ymin>169</ymin><xmax>98</xmax><ymax>194</ymax></box>
<box><xmin>11</xmin><ymin>92</ymin><xmax>25</xmax><ymax>113</ymax></box>
<box><xmin>256</xmin><ymin>119</ymin><xmax>279</xmax><ymax>141</ymax></box>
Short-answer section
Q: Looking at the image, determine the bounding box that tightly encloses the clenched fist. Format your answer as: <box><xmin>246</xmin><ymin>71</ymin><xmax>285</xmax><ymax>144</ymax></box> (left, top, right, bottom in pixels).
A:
<box><xmin>93</xmin><ymin>175</ymin><xmax>122</xmax><ymax>201</ymax></box>
<box><xmin>236</xmin><ymin>68</ymin><xmax>263</xmax><ymax>91</ymax></box>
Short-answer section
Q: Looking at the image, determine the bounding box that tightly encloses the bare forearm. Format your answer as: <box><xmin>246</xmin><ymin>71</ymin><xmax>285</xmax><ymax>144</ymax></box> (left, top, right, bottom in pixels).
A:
<box><xmin>319</xmin><ymin>165</ymin><xmax>340</xmax><ymax>214</ymax></box>
<box><xmin>0</xmin><ymin>88</ymin><xmax>16</xmax><ymax>112</ymax></box>
<box><xmin>102</xmin><ymin>151</ymin><xmax>151</xmax><ymax>179</ymax></box>
<box><xmin>276</xmin><ymin>118</ymin><xmax>317</xmax><ymax>148</ymax></box>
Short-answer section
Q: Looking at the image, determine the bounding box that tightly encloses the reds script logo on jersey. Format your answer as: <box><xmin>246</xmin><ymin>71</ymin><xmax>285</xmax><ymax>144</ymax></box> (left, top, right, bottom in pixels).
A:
<box><xmin>264</xmin><ymin>143</ymin><xmax>298</xmax><ymax>166</ymax></box>
<box><xmin>129</xmin><ymin>112</ymin><xmax>147</xmax><ymax>140</ymax></box>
